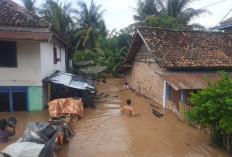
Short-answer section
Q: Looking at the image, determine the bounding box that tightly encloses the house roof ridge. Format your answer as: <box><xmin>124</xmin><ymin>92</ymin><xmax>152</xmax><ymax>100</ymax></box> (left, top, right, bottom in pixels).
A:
<box><xmin>137</xmin><ymin>26</ymin><xmax>232</xmax><ymax>35</ymax></box>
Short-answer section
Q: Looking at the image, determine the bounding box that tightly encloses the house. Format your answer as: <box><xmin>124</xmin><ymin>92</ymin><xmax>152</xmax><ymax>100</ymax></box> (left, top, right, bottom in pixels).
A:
<box><xmin>119</xmin><ymin>27</ymin><xmax>232</xmax><ymax>115</ymax></box>
<box><xmin>210</xmin><ymin>17</ymin><xmax>232</xmax><ymax>32</ymax></box>
<box><xmin>0</xmin><ymin>0</ymin><xmax>72</xmax><ymax>112</ymax></box>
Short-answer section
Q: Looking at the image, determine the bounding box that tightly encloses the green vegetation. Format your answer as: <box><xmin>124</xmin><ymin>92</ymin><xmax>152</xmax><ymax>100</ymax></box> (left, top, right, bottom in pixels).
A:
<box><xmin>95</xmin><ymin>30</ymin><xmax>132</xmax><ymax>76</ymax></box>
<box><xmin>185</xmin><ymin>71</ymin><xmax>232</xmax><ymax>148</ymax></box>
<box><xmin>21</xmin><ymin>0</ymin><xmax>37</xmax><ymax>13</ymax></box>
<box><xmin>144</xmin><ymin>13</ymin><xmax>184</xmax><ymax>29</ymax></box>
<box><xmin>39</xmin><ymin>0</ymin><xmax>74</xmax><ymax>36</ymax></box>
<box><xmin>21</xmin><ymin>0</ymin><xmax>206</xmax><ymax>76</ymax></box>
<box><xmin>132</xmin><ymin>0</ymin><xmax>207</xmax><ymax>29</ymax></box>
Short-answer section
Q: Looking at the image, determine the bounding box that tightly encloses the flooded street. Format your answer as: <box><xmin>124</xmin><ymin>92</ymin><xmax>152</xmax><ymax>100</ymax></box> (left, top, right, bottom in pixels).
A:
<box><xmin>0</xmin><ymin>78</ymin><xmax>230</xmax><ymax>157</ymax></box>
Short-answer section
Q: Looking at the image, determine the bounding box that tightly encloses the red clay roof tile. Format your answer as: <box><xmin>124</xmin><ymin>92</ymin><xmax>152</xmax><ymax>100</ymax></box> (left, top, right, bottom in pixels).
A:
<box><xmin>0</xmin><ymin>0</ymin><xmax>50</xmax><ymax>28</ymax></box>
<box><xmin>123</xmin><ymin>27</ymin><xmax>232</xmax><ymax>69</ymax></box>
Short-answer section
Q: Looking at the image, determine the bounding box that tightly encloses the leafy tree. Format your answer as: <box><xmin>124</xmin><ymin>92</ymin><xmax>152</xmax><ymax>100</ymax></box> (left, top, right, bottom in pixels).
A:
<box><xmin>95</xmin><ymin>30</ymin><xmax>132</xmax><ymax>75</ymax></box>
<box><xmin>144</xmin><ymin>13</ymin><xmax>184</xmax><ymax>29</ymax></box>
<box><xmin>39</xmin><ymin>0</ymin><xmax>74</xmax><ymax>35</ymax></box>
<box><xmin>21</xmin><ymin>0</ymin><xmax>37</xmax><ymax>13</ymax></box>
<box><xmin>73</xmin><ymin>0</ymin><xmax>106</xmax><ymax>51</ymax></box>
<box><xmin>185</xmin><ymin>71</ymin><xmax>232</xmax><ymax>146</ymax></box>
<box><xmin>73</xmin><ymin>49</ymin><xmax>96</xmax><ymax>63</ymax></box>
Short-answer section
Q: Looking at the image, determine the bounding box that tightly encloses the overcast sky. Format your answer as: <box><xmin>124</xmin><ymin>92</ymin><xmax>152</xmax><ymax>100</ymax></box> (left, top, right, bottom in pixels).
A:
<box><xmin>13</xmin><ymin>0</ymin><xmax>232</xmax><ymax>31</ymax></box>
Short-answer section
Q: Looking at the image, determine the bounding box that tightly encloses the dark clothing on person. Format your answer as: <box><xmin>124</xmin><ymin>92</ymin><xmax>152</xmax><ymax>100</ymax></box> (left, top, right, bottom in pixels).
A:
<box><xmin>0</xmin><ymin>129</ymin><xmax>15</xmax><ymax>144</ymax></box>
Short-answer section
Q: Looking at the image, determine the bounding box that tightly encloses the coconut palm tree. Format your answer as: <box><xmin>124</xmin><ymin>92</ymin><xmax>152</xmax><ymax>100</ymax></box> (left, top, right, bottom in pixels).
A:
<box><xmin>132</xmin><ymin>0</ymin><xmax>206</xmax><ymax>28</ymax></box>
<box><xmin>21</xmin><ymin>0</ymin><xmax>37</xmax><ymax>13</ymax></box>
<box><xmin>160</xmin><ymin>0</ymin><xmax>207</xmax><ymax>27</ymax></box>
<box><xmin>133</xmin><ymin>0</ymin><xmax>159</xmax><ymax>22</ymax></box>
<box><xmin>39</xmin><ymin>0</ymin><xmax>74</xmax><ymax>35</ymax></box>
<box><xmin>73</xmin><ymin>0</ymin><xmax>105</xmax><ymax>50</ymax></box>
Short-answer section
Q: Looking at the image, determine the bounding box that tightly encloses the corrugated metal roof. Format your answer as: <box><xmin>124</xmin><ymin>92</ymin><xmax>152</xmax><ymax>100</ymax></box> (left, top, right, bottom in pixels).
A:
<box><xmin>0</xmin><ymin>31</ymin><xmax>50</xmax><ymax>41</ymax></box>
<box><xmin>75</xmin><ymin>60</ymin><xmax>94</xmax><ymax>66</ymax></box>
<box><xmin>79</xmin><ymin>66</ymin><xmax>107</xmax><ymax>74</ymax></box>
<box><xmin>44</xmin><ymin>71</ymin><xmax>96</xmax><ymax>92</ymax></box>
<box><xmin>159</xmin><ymin>73</ymin><xmax>224</xmax><ymax>90</ymax></box>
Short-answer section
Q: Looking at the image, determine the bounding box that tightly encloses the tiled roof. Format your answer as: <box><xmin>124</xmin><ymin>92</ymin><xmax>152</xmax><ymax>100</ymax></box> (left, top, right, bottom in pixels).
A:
<box><xmin>123</xmin><ymin>27</ymin><xmax>232</xmax><ymax>69</ymax></box>
<box><xmin>220</xmin><ymin>17</ymin><xmax>232</xmax><ymax>26</ymax></box>
<box><xmin>0</xmin><ymin>0</ymin><xmax>50</xmax><ymax>28</ymax></box>
<box><xmin>0</xmin><ymin>0</ymin><xmax>71</xmax><ymax>47</ymax></box>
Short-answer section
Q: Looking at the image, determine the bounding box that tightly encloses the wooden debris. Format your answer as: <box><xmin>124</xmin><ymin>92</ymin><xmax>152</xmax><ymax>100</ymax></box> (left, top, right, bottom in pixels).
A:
<box><xmin>149</xmin><ymin>103</ymin><xmax>159</xmax><ymax>109</ymax></box>
<box><xmin>152</xmin><ymin>109</ymin><xmax>163</xmax><ymax>118</ymax></box>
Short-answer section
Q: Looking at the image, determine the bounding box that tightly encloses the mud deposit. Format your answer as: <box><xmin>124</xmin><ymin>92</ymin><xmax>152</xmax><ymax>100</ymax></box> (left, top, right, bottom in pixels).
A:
<box><xmin>0</xmin><ymin>78</ymin><xmax>230</xmax><ymax>157</ymax></box>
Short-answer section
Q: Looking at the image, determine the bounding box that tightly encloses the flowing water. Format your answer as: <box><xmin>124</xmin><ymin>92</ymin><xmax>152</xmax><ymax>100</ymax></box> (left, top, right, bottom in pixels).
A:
<box><xmin>0</xmin><ymin>78</ymin><xmax>231</xmax><ymax>157</ymax></box>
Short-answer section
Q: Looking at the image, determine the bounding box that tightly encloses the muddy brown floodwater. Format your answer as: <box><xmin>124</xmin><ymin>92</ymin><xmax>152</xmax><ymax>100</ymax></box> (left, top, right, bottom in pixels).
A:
<box><xmin>0</xmin><ymin>78</ymin><xmax>231</xmax><ymax>157</ymax></box>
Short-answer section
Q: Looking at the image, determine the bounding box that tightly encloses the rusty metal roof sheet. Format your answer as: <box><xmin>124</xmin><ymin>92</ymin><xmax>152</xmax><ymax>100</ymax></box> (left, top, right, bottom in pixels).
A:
<box><xmin>159</xmin><ymin>73</ymin><xmax>225</xmax><ymax>90</ymax></box>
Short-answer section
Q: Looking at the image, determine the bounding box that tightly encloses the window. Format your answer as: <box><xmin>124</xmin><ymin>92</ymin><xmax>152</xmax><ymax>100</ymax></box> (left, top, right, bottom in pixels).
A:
<box><xmin>0</xmin><ymin>41</ymin><xmax>17</xmax><ymax>67</ymax></box>
<box><xmin>53</xmin><ymin>44</ymin><xmax>60</xmax><ymax>64</ymax></box>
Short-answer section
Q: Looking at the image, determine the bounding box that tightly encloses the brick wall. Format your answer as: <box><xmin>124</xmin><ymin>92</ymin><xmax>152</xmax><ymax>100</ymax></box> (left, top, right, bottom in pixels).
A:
<box><xmin>166</xmin><ymin>86</ymin><xmax>181</xmax><ymax>114</ymax></box>
<box><xmin>124</xmin><ymin>43</ymin><xmax>164</xmax><ymax>105</ymax></box>
<box><xmin>169</xmin><ymin>86</ymin><xmax>181</xmax><ymax>109</ymax></box>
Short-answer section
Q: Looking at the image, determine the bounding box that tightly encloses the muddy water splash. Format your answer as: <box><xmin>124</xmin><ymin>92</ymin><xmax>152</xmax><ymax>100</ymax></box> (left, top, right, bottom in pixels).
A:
<box><xmin>0</xmin><ymin>78</ymin><xmax>230</xmax><ymax>157</ymax></box>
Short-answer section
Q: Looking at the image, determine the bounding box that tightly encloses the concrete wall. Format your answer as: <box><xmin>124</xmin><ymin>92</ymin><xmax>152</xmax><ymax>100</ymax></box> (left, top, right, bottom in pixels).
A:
<box><xmin>0</xmin><ymin>39</ymin><xmax>67</xmax><ymax>111</ymax></box>
<box><xmin>40</xmin><ymin>42</ymin><xmax>66</xmax><ymax>79</ymax></box>
<box><xmin>0</xmin><ymin>41</ymin><xmax>42</xmax><ymax>86</ymax></box>
<box><xmin>28</xmin><ymin>86</ymin><xmax>43</xmax><ymax>111</ymax></box>
<box><xmin>125</xmin><ymin>43</ymin><xmax>164</xmax><ymax>105</ymax></box>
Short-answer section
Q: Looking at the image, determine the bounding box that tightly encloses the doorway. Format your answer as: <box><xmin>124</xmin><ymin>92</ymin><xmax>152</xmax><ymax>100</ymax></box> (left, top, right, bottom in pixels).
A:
<box><xmin>0</xmin><ymin>87</ymin><xmax>29</xmax><ymax>112</ymax></box>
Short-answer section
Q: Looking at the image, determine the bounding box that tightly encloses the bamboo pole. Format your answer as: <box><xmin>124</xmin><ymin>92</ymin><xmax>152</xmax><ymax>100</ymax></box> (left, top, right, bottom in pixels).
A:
<box><xmin>48</xmin><ymin>83</ymin><xmax>51</xmax><ymax>102</ymax></box>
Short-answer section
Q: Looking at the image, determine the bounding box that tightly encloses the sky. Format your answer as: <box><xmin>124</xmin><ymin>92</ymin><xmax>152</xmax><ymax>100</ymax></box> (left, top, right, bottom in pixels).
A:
<box><xmin>13</xmin><ymin>0</ymin><xmax>232</xmax><ymax>31</ymax></box>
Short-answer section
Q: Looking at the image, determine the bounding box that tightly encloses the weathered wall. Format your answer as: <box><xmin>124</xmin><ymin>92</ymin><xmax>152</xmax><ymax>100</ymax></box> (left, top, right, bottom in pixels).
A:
<box><xmin>169</xmin><ymin>86</ymin><xmax>181</xmax><ymax>108</ymax></box>
<box><xmin>40</xmin><ymin>42</ymin><xmax>66</xmax><ymax>79</ymax></box>
<box><xmin>28</xmin><ymin>86</ymin><xmax>43</xmax><ymax>111</ymax></box>
<box><xmin>126</xmin><ymin>43</ymin><xmax>164</xmax><ymax>105</ymax></box>
<box><xmin>166</xmin><ymin>86</ymin><xmax>181</xmax><ymax>114</ymax></box>
<box><xmin>124</xmin><ymin>68</ymin><xmax>132</xmax><ymax>87</ymax></box>
<box><xmin>132</xmin><ymin>61</ymin><xmax>164</xmax><ymax>105</ymax></box>
<box><xmin>0</xmin><ymin>41</ymin><xmax>42</xmax><ymax>86</ymax></box>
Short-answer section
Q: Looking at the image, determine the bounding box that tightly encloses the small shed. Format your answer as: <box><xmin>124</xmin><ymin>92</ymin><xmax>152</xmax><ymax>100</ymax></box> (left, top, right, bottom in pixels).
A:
<box><xmin>44</xmin><ymin>71</ymin><xmax>96</xmax><ymax>107</ymax></box>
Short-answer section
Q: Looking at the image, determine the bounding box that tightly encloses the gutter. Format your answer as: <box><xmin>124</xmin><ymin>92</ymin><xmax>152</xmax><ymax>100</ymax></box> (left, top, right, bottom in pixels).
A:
<box><xmin>209</xmin><ymin>24</ymin><xmax>232</xmax><ymax>31</ymax></box>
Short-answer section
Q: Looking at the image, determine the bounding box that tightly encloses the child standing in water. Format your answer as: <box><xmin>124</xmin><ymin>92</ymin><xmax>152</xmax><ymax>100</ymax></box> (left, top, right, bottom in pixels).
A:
<box><xmin>120</xmin><ymin>99</ymin><xmax>140</xmax><ymax>117</ymax></box>
<box><xmin>0</xmin><ymin>119</ymin><xmax>15</xmax><ymax>144</ymax></box>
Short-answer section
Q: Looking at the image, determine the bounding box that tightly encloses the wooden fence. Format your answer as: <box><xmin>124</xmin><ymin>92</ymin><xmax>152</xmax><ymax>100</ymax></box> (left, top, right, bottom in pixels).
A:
<box><xmin>178</xmin><ymin>101</ymin><xmax>232</xmax><ymax>152</ymax></box>
<box><xmin>178</xmin><ymin>101</ymin><xmax>193</xmax><ymax>120</ymax></box>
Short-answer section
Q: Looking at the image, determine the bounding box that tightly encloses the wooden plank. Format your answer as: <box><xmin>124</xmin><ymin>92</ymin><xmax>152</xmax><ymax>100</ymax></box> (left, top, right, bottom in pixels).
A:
<box><xmin>48</xmin><ymin>83</ymin><xmax>51</xmax><ymax>102</ymax></box>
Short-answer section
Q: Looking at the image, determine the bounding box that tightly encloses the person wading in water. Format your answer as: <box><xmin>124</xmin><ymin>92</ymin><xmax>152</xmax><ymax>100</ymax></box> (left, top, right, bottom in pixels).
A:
<box><xmin>120</xmin><ymin>99</ymin><xmax>140</xmax><ymax>117</ymax></box>
<box><xmin>0</xmin><ymin>119</ymin><xmax>15</xmax><ymax>144</ymax></box>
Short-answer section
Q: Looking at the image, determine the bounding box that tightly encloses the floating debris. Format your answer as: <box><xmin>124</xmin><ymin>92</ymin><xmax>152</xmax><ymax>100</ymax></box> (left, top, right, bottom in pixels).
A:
<box><xmin>152</xmin><ymin>109</ymin><xmax>163</xmax><ymax>118</ymax></box>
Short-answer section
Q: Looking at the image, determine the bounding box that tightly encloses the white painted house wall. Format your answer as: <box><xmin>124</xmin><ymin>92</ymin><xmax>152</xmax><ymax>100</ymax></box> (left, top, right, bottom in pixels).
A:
<box><xmin>40</xmin><ymin>42</ymin><xmax>66</xmax><ymax>79</ymax></box>
<box><xmin>0</xmin><ymin>40</ymin><xmax>67</xmax><ymax>87</ymax></box>
<box><xmin>0</xmin><ymin>41</ymin><xmax>42</xmax><ymax>86</ymax></box>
